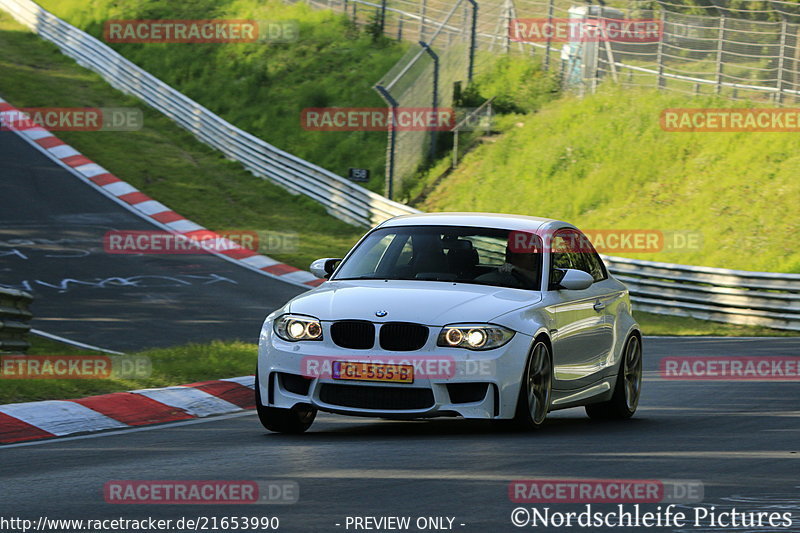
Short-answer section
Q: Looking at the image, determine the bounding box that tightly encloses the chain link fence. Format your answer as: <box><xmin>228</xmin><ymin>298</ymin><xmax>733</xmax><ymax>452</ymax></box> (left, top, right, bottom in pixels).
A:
<box><xmin>374</xmin><ymin>0</ymin><xmax>477</xmax><ymax>198</ymax></box>
<box><xmin>292</xmin><ymin>0</ymin><xmax>800</xmax><ymax>195</ymax></box>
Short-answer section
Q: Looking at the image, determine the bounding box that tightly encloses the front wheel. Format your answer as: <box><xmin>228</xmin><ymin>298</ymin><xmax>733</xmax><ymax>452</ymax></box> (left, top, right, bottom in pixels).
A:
<box><xmin>510</xmin><ymin>340</ymin><xmax>552</xmax><ymax>430</ymax></box>
<box><xmin>586</xmin><ymin>334</ymin><xmax>642</xmax><ymax>420</ymax></box>
<box><xmin>255</xmin><ymin>372</ymin><xmax>316</xmax><ymax>433</ymax></box>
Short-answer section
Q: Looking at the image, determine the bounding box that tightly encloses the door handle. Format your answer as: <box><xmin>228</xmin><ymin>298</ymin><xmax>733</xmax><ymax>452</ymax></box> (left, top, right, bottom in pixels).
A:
<box><xmin>593</xmin><ymin>301</ymin><xmax>606</xmax><ymax>312</ymax></box>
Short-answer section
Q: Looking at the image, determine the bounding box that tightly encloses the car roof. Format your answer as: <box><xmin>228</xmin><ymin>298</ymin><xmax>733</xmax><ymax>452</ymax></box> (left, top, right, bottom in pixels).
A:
<box><xmin>378</xmin><ymin>212</ymin><xmax>574</xmax><ymax>232</ymax></box>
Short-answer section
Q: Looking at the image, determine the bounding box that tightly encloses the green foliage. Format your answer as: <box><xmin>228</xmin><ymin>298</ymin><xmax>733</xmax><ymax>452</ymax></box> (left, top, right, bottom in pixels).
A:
<box><xmin>634</xmin><ymin>312</ymin><xmax>798</xmax><ymax>337</ymax></box>
<box><xmin>34</xmin><ymin>0</ymin><xmax>408</xmax><ymax>192</ymax></box>
<box><xmin>420</xmin><ymin>85</ymin><xmax>800</xmax><ymax>273</ymax></box>
<box><xmin>464</xmin><ymin>54</ymin><xmax>561</xmax><ymax>114</ymax></box>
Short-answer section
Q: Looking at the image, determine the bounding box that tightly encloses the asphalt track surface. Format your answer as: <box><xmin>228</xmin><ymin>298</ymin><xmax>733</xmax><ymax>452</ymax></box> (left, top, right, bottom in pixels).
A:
<box><xmin>0</xmin><ymin>131</ymin><xmax>303</xmax><ymax>351</ymax></box>
<box><xmin>2</xmin><ymin>338</ymin><xmax>799</xmax><ymax>532</ymax></box>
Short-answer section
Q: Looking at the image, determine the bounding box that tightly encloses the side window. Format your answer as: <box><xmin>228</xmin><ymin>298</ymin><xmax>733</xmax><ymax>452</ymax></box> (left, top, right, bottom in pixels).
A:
<box><xmin>550</xmin><ymin>228</ymin><xmax>607</xmax><ymax>287</ymax></box>
<box><xmin>549</xmin><ymin>230</ymin><xmax>579</xmax><ymax>289</ymax></box>
<box><xmin>583</xmin><ymin>250</ymin><xmax>608</xmax><ymax>282</ymax></box>
<box><xmin>569</xmin><ymin>230</ymin><xmax>608</xmax><ymax>282</ymax></box>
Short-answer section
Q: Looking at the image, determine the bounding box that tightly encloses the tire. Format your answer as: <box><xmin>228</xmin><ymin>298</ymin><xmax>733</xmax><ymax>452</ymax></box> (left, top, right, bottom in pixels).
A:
<box><xmin>508</xmin><ymin>340</ymin><xmax>553</xmax><ymax>430</ymax></box>
<box><xmin>255</xmin><ymin>372</ymin><xmax>316</xmax><ymax>434</ymax></box>
<box><xmin>586</xmin><ymin>334</ymin><xmax>642</xmax><ymax>420</ymax></box>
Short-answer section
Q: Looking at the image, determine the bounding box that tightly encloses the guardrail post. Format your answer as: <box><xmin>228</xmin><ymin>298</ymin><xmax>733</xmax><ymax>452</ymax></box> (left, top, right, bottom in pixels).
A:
<box><xmin>419</xmin><ymin>41</ymin><xmax>440</xmax><ymax>162</ymax></box>
<box><xmin>467</xmin><ymin>0</ymin><xmax>478</xmax><ymax>82</ymax></box>
<box><xmin>374</xmin><ymin>85</ymin><xmax>398</xmax><ymax>200</ymax></box>
<box><xmin>715</xmin><ymin>15</ymin><xmax>725</xmax><ymax>95</ymax></box>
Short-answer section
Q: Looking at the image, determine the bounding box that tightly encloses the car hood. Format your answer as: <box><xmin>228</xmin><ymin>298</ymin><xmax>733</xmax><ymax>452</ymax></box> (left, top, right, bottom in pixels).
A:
<box><xmin>286</xmin><ymin>280</ymin><xmax>542</xmax><ymax>325</ymax></box>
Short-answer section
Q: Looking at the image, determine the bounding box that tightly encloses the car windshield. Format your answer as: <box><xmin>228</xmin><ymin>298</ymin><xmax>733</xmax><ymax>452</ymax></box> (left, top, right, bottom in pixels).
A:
<box><xmin>333</xmin><ymin>225</ymin><xmax>542</xmax><ymax>290</ymax></box>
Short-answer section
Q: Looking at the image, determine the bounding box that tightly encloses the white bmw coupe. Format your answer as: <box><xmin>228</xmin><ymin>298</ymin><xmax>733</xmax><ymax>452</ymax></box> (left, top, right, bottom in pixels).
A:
<box><xmin>256</xmin><ymin>213</ymin><xmax>642</xmax><ymax>433</ymax></box>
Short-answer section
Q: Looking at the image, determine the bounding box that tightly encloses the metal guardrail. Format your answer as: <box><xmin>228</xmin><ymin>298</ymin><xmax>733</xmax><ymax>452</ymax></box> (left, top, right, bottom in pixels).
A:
<box><xmin>0</xmin><ymin>0</ymin><xmax>417</xmax><ymax>228</ymax></box>
<box><xmin>603</xmin><ymin>256</ymin><xmax>800</xmax><ymax>331</ymax></box>
<box><xmin>0</xmin><ymin>288</ymin><xmax>34</xmax><ymax>352</ymax></box>
<box><xmin>1</xmin><ymin>0</ymin><xmax>797</xmax><ymax>331</ymax></box>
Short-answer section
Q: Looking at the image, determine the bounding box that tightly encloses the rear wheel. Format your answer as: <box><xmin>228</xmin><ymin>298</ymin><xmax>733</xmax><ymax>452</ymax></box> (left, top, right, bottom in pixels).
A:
<box><xmin>255</xmin><ymin>372</ymin><xmax>316</xmax><ymax>433</ymax></box>
<box><xmin>509</xmin><ymin>340</ymin><xmax>552</xmax><ymax>430</ymax></box>
<box><xmin>586</xmin><ymin>334</ymin><xmax>642</xmax><ymax>420</ymax></box>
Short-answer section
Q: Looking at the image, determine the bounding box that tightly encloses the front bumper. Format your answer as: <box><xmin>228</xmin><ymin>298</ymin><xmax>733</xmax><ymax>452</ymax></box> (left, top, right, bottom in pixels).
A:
<box><xmin>257</xmin><ymin>325</ymin><xmax>534</xmax><ymax>420</ymax></box>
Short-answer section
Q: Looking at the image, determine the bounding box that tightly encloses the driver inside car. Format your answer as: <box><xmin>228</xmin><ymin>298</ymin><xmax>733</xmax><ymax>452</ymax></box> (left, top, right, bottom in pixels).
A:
<box><xmin>475</xmin><ymin>246</ymin><xmax>540</xmax><ymax>289</ymax></box>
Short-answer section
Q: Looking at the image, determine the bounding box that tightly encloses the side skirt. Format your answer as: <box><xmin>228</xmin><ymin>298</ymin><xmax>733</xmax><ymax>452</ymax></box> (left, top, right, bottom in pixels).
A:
<box><xmin>548</xmin><ymin>376</ymin><xmax>616</xmax><ymax>412</ymax></box>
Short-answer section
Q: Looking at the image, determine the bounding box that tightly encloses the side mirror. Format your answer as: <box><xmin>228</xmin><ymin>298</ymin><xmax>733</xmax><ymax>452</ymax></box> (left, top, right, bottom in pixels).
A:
<box><xmin>310</xmin><ymin>258</ymin><xmax>342</xmax><ymax>279</ymax></box>
<box><xmin>557</xmin><ymin>269</ymin><xmax>594</xmax><ymax>290</ymax></box>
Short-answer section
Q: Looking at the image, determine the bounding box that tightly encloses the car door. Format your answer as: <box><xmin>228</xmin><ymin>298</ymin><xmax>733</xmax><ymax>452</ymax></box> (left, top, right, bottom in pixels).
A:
<box><xmin>547</xmin><ymin>228</ymin><xmax>615</xmax><ymax>389</ymax></box>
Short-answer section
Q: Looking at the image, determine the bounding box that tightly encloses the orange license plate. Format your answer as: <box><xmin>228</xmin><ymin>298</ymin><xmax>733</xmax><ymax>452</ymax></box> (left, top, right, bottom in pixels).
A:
<box><xmin>332</xmin><ymin>361</ymin><xmax>414</xmax><ymax>383</ymax></box>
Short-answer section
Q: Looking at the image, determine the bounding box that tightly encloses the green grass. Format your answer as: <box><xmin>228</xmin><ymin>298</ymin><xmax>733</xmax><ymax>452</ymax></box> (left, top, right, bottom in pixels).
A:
<box><xmin>0</xmin><ymin>10</ymin><xmax>364</xmax><ymax>268</ymax></box>
<box><xmin>3</xmin><ymin>336</ymin><xmax>257</xmax><ymax>404</ymax></box>
<box><xmin>634</xmin><ymin>312</ymin><xmax>798</xmax><ymax>337</ymax></box>
<box><xmin>419</xmin><ymin>85</ymin><xmax>800</xmax><ymax>273</ymax></box>
<box><xmin>33</xmin><ymin>0</ymin><xmax>407</xmax><ymax>192</ymax></box>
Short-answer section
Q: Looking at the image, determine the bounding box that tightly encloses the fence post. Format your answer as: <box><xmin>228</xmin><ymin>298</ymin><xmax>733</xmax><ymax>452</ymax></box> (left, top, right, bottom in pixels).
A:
<box><xmin>467</xmin><ymin>0</ymin><xmax>478</xmax><ymax>82</ymax></box>
<box><xmin>419</xmin><ymin>41</ymin><xmax>440</xmax><ymax>161</ymax></box>
<box><xmin>590</xmin><ymin>7</ymin><xmax>602</xmax><ymax>94</ymax></box>
<box><xmin>503</xmin><ymin>0</ymin><xmax>512</xmax><ymax>53</ymax></box>
<box><xmin>715</xmin><ymin>15</ymin><xmax>725</xmax><ymax>95</ymax></box>
<box><xmin>374</xmin><ymin>85</ymin><xmax>398</xmax><ymax>200</ymax></box>
<box><xmin>452</xmin><ymin>127</ymin><xmax>460</xmax><ymax>168</ymax></box>
<box><xmin>655</xmin><ymin>11</ymin><xmax>665</xmax><ymax>89</ymax></box>
<box><xmin>776</xmin><ymin>20</ymin><xmax>787</xmax><ymax>105</ymax></box>
<box><xmin>380</xmin><ymin>0</ymin><xmax>387</xmax><ymax>33</ymax></box>
<box><xmin>544</xmin><ymin>0</ymin><xmax>554</xmax><ymax>71</ymax></box>
<box><xmin>398</xmin><ymin>14</ymin><xmax>404</xmax><ymax>40</ymax></box>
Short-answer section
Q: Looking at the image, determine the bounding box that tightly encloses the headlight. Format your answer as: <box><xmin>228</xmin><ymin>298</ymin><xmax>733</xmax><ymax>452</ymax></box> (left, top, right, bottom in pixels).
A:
<box><xmin>274</xmin><ymin>314</ymin><xmax>323</xmax><ymax>342</ymax></box>
<box><xmin>437</xmin><ymin>324</ymin><xmax>514</xmax><ymax>350</ymax></box>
